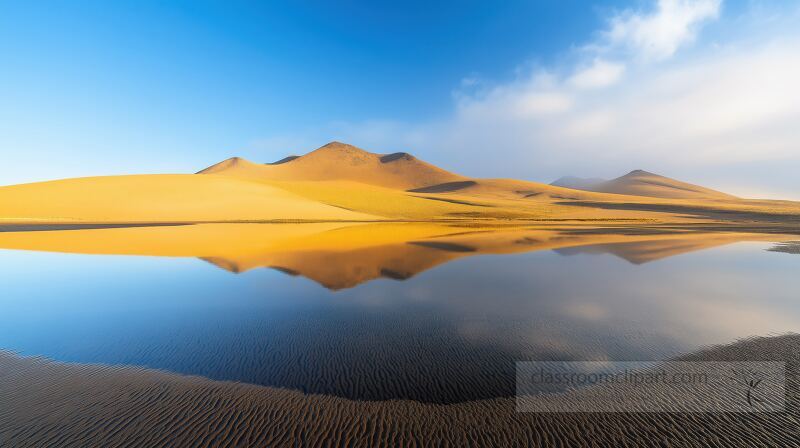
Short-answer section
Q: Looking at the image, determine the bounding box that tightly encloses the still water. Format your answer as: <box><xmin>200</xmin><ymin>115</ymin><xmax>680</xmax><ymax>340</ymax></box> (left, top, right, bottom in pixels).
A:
<box><xmin>0</xmin><ymin>223</ymin><xmax>797</xmax><ymax>403</ymax></box>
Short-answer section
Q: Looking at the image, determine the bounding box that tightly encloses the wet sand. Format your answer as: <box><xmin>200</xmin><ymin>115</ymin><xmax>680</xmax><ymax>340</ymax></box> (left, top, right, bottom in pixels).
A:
<box><xmin>1</xmin><ymin>335</ymin><xmax>797</xmax><ymax>447</ymax></box>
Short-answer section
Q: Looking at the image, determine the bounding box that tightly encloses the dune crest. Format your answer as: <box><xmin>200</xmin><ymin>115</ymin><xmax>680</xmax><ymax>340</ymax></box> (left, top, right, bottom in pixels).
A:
<box><xmin>200</xmin><ymin>141</ymin><xmax>467</xmax><ymax>190</ymax></box>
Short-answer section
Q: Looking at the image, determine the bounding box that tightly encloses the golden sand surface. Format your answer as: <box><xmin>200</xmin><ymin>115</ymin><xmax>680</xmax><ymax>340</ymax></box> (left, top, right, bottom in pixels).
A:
<box><xmin>0</xmin><ymin>174</ymin><xmax>377</xmax><ymax>223</ymax></box>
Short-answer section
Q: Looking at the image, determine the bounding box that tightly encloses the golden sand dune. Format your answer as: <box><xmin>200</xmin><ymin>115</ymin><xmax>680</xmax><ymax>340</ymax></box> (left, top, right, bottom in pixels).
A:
<box><xmin>194</xmin><ymin>143</ymin><xmax>800</xmax><ymax>223</ymax></box>
<box><xmin>1</xmin><ymin>141</ymin><xmax>799</xmax><ymax>224</ymax></box>
<box><xmin>553</xmin><ymin>169</ymin><xmax>736</xmax><ymax>200</ymax></box>
<box><xmin>0</xmin><ymin>334</ymin><xmax>797</xmax><ymax>447</ymax></box>
<box><xmin>197</xmin><ymin>143</ymin><xmax>667</xmax><ymax>220</ymax></box>
<box><xmin>198</xmin><ymin>141</ymin><xmax>607</xmax><ymax>203</ymax></box>
<box><xmin>199</xmin><ymin>141</ymin><xmax>466</xmax><ymax>190</ymax></box>
<box><xmin>0</xmin><ymin>174</ymin><xmax>376</xmax><ymax>223</ymax></box>
<box><xmin>0</xmin><ymin>223</ymin><xmax>791</xmax><ymax>289</ymax></box>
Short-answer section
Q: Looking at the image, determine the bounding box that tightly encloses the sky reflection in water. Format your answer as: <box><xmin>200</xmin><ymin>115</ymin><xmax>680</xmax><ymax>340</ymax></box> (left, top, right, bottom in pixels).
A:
<box><xmin>0</xmin><ymin>225</ymin><xmax>797</xmax><ymax>402</ymax></box>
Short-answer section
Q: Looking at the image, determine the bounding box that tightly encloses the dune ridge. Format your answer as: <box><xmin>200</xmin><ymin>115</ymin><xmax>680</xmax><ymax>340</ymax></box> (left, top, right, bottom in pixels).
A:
<box><xmin>199</xmin><ymin>141</ymin><xmax>467</xmax><ymax>190</ymax></box>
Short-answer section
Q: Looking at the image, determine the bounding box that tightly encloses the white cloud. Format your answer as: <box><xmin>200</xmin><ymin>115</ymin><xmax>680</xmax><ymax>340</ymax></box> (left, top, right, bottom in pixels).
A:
<box><xmin>432</xmin><ymin>39</ymin><xmax>800</xmax><ymax>173</ymax></box>
<box><xmin>568</xmin><ymin>59</ymin><xmax>626</xmax><ymax>89</ymax></box>
<box><xmin>333</xmin><ymin>1</ymin><xmax>800</xmax><ymax>198</ymax></box>
<box><xmin>515</xmin><ymin>92</ymin><xmax>574</xmax><ymax>116</ymax></box>
<box><xmin>605</xmin><ymin>0</ymin><xmax>721</xmax><ymax>60</ymax></box>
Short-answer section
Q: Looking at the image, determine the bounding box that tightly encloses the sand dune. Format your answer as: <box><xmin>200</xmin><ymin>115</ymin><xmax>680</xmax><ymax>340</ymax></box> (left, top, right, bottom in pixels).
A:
<box><xmin>200</xmin><ymin>141</ymin><xmax>467</xmax><ymax>190</ymax></box>
<box><xmin>552</xmin><ymin>170</ymin><xmax>737</xmax><ymax>200</ymax></box>
<box><xmin>2</xmin><ymin>141</ymin><xmax>799</xmax><ymax>224</ymax></box>
<box><xmin>0</xmin><ymin>222</ymin><xmax>792</xmax><ymax>289</ymax></box>
<box><xmin>0</xmin><ymin>334</ymin><xmax>796</xmax><ymax>447</ymax></box>
<box><xmin>0</xmin><ymin>174</ymin><xmax>376</xmax><ymax>223</ymax></box>
<box><xmin>195</xmin><ymin>142</ymin><xmax>764</xmax><ymax>222</ymax></box>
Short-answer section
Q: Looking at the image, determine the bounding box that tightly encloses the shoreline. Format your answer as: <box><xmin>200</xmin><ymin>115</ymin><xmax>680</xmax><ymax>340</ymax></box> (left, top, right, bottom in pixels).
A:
<box><xmin>1</xmin><ymin>334</ymin><xmax>797</xmax><ymax>447</ymax></box>
<box><xmin>3</xmin><ymin>219</ymin><xmax>800</xmax><ymax>233</ymax></box>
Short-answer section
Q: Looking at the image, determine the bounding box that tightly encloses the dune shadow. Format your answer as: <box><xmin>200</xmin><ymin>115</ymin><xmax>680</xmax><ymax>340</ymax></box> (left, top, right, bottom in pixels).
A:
<box><xmin>379</xmin><ymin>152</ymin><xmax>413</xmax><ymax>163</ymax></box>
<box><xmin>558</xmin><ymin>201</ymin><xmax>800</xmax><ymax>223</ymax></box>
<box><xmin>407</xmin><ymin>181</ymin><xmax>477</xmax><ymax>193</ymax></box>
<box><xmin>413</xmin><ymin>196</ymin><xmax>492</xmax><ymax>207</ymax></box>
<box><xmin>267</xmin><ymin>155</ymin><xmax>299</xmax><ymax>165</ymax></box>
<box><xmin>408</xmin><ymin>241</ymin><xmax>477</xmax><ymax>252</ymax></box>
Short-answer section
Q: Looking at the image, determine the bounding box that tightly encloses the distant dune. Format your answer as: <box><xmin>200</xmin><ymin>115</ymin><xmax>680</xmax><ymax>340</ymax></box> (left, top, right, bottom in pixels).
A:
<box><xmin>551</xmin><ymin>176</ymin><xmax>609</xmax><ymax>191</ymax></box>
<box><xmin>1</xmin><ymin>141</ymin><xmax>798</xmax><ymax>225</ymax></box>
<box><xmin>552</xmin><ymin>170</ymin><xmax>737</xmax><ymax>200</ymax></box>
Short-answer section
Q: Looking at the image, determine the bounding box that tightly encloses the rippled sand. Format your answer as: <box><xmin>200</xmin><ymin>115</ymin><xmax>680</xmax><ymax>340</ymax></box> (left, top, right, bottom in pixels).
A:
<box><xmin>1</xmin><ymin>335</ymin><xmax>797</xmax><ymax>447</ymax></box>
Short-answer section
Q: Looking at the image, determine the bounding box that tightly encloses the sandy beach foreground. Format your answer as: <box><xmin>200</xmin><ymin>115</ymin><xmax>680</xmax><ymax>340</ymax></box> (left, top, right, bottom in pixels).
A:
<box><xmin>1</xmin><ymin>334</ymin><xmax>797</xmax><ymax>447</ymax></box>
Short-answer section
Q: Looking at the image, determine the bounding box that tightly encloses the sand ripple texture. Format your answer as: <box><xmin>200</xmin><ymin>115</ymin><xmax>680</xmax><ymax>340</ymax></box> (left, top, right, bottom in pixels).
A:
<box><xmin>1</xmin><ymin>335</ymin><xmax>799</xmax><ymax>447</ymax></box>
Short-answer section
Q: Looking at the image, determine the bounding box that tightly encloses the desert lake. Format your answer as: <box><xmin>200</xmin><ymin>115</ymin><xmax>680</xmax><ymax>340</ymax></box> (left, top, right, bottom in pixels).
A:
<box><xmin>0</xmin><ymin>224</ymin><xmax>797</xmax><ymax>405</ymax></box>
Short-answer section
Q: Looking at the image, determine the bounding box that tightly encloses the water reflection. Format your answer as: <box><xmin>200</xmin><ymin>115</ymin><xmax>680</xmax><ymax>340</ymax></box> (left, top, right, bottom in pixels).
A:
<box><xmin>0</xmin><ymin>224</ymin><xmax>797</xmax><ymax>403</ymax></box>
<box><xmin>768</xmin><ymin>241</ymin><xmax>800</xmax><ymax>255</ymax></box>
<box><xmin>0</xmin><ymin>222</ymin><xmax>792</xmax><ymax>289</ymax></box>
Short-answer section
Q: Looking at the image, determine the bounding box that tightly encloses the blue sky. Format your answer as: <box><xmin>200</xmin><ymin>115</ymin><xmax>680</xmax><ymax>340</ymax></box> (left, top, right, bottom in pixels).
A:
<box><xmin>1</xmin><ymin>1</ymin><xmax>799</xmax><ymax>198</ymax></box>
